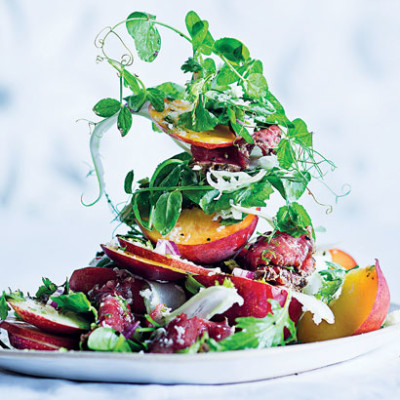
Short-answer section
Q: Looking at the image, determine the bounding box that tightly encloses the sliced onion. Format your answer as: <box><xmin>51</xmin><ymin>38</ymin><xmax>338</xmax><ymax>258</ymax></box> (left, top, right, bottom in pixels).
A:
<box><xmin>155</xmin><ymin>239</ymin><xmax>181</xmax><ymax>257</ymax></box>
<box><xmin>232</xmin><ymin>267</ymin><xmax>255</xmax><ymax>280</ymax></box>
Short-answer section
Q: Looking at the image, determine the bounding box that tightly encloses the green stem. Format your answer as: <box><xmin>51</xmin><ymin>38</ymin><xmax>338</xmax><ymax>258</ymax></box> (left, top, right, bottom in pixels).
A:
<box><xmin>134</xmin><ymin>185</ymin><xmax>214</xmax><ymax>195</ymax></box>
<box><xmin>220</xmin><ymin>54</ymin><xmax>247</xmax><ymax>82</ymax></box>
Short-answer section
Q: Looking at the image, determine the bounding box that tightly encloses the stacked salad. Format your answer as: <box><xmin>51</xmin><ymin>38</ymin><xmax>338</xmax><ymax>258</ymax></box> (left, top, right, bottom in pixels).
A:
<box><xmin>0</xmin><ymin>11</ymin><xmax>391</xmax><ymax>354</ymax></box>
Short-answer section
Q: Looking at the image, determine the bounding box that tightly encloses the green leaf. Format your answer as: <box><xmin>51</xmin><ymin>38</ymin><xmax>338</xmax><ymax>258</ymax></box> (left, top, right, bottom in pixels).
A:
<box><xmin>117</xmin><ymin>107</ymin><xmax>133</xmax><ymax>137</ymax></box>
<box><xmin>126</xmin><ymin>12</ymin><xmax>161</xmax><ymax>62</ymax></box>
<box><xmin>185</xmin><ymin>11</ymin><xmax>214</xmax><ymax>55</ymax></box>
<box><xmin>275</xmin><ymin>202</ymin><xmax>312</xmax><ymax>237</ymax></box>
<box><xmin>35</xmin><ymin>278</ymin><xmax>59</xmax><ymax>303</ymax></box>
<box><xmin>283</xmin><ymin>171</ymin><xmax>311</xmax><ymax>201</ymax></box>
<box><xmin>214</xmin><ymin>37</ymin><xmax>250</xmax><ymax>63</ymax></box>
<box><xmin>153</xmin><ymin>190</ymin><xmax>183</xmax><ymax>235</ymax></box>
<box><xmin>87</xmin><ymin>327</ymin><xmax>131</xmax><ymax>352</ymax></box>
<box><xmin>93</xmin><ymin>98</ymin><xmax>120</xmax><ymax>117</ymax></box>
<box><xmin>0</xmin><ymin>292</ymin><xmax>10</xmax><ymax>320</ymax></box>
<box><xmin>215</xmin><ymin>64</ymin><xmax>241</xmax><ymax>87</ymax></box>
<box><xmin>245</xmin><ymin>73</ymin><xmax>268</xmax><ymax>98</ymax></box>
<box><xmin>146</xmin><ymin>88</ymin><xmax>165</xmax><ymax>112</ymax></box>
<box><xmin>185</xmin><ymin>275</ymin><xmax>205</xmax><ymax>295</ymax></box>
<box><xmin>181</xmin><ymin>57</ymin><xmax>202</xmax><ymax>73</ymax></box>
<box><xmin>315</xmin><ymin>262</ymin><xmax>346</xmax><ymax>304</ymax></box>
<box><xmin>156</xmin><ymin>82</ymin><xmax>186</xmax><ymax>100</ymax></box>
<box><xmin>288</xmin><ymin>118</ymin><xmax>312</xmax><ymax>147</ymax></box>
<box><xmin>124</xmin><ymin>170</ymin><xmax>135</xmax><ymax>194</ymax></box>
<box><xmin>127</xmin><ymin>90</ymin><xmax>146</xmax><ymax>112</ymax></box>
<box><xmin>202</xmin><ymin>58</ymin><xmax>216</xmax><ymax>75</ymax></box>
<box><xmin>178</xmin><ymin>96</ymin><xmax>219</xmax><ymax>132</ymax></box>
<box><xmin>210</xmin><ymin>297</ymin><xmax>296</xmax><ymax>351</ymax></box>
<box><xmin>277</xmin><ymin>139</ymin><xmax>296</xmax><ymax>169</ymax></box>
<box><xmin>121</xmin><ymin>69</ymin><xmax>140</xmax><ymax>93</ymax></box>
<box><xmin>226</xmin><ymin>107</ymin><xmax>254</xmax><ymax>144</ymax></box>
<box><xmin>191</xmin><ymin>20</ymin><xmax>209</xmax><ymax>51</ymax></box>
<box><xmin>51</xmin><ymin>292</ymin><xmax>97</xmax><ymax>320</ymax></box>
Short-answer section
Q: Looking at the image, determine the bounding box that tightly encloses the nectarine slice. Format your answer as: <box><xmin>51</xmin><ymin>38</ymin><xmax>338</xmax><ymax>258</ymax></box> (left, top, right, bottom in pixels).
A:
<box><xmin>149</xmin><ymin>100</ymin><xmax>236</xmax><ymax>149</ymax></box>
<box><xmin>297</xmin><ymin>260</ymin><xmax>390</xmax><ymax>342</ymax></box>
<box><xmin>139</xmin><ymin>208</ymin><xmax>258</xmax><ymax>264</ymax></box>
<box><xmin>329</xmin><ymin>248</ymin><xmax>357</xmax><ymax>270</ymax></box>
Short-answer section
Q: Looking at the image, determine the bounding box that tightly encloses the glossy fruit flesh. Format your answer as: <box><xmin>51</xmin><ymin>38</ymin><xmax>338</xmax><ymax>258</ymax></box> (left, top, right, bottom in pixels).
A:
<box><xmin>7</xmin><ymin>298</ymin><xmax>90</xmax><ymax>334</ymax></box>
<box><xmin>297</xmin><ymin>260</ymin><xmax>390</xmax><ymax>342</ymax></box>
<box><xmin>328</xmin><ymin>248</ymin><xmax>357</xmax><ymax>270</ymax></box>
<box><xmin>69</xmin><ymin>267</ymin><xmax>118</xmax><ymax>293</ymax></box>
<box><xmin>140</xmin><ymin>208</ymin><xmax>258</xmax><ymax>264</ymax></box>
<box><xmin>149</xmin><ymin>100</ymin><xmax>236</xmax><ymax>149</ymax></box>
<box><xmin>0</xmin><ymin>319</ymin><xmax>79</xmax><ymax>350</ymax></box>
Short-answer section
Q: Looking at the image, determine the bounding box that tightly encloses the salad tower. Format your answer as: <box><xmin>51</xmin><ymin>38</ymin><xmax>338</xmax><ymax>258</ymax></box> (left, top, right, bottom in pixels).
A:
<box><xmin>0</xmin><ymin>11</ymin><xmax>391</xmax><ymax>354</ymax></box>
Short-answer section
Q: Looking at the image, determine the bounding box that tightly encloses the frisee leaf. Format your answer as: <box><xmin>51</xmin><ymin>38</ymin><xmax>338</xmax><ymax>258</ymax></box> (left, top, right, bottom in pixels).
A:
<box><xmin>126</xmin><ymin>12</ymin><xmax>161</xmax><ymax>62</ymax></box>
<box><xmin>93</xmin><ymin>98</ymin><xmax>120</xmax><ymax>118</ymax></box>
<box><xmin>315</xmin><ymin>261</ymin><xmax>346</xmax><ymax>304</ymax></box>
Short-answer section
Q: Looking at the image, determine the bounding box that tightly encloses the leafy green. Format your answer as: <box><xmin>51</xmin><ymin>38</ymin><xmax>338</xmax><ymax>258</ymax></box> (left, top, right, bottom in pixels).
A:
<box><xmin>127</xmin><ymin>91</ymin><xmax>147</xmax><ymax>112</ymax></box>
<box><xmin>245</xmin><ymin>73</ymin><xmax>268</xmax><ymax>98</ymax></box>
<box><xmin>315</xmin><ymin>261</ymin><xmax>346</xmax><ymax>304</ymax></box>
<box><xmin>283</xmin><ymin>171</ymin><xmax>311</xmax><ymax>201</ymax></box>
<box><xmin>126</xmin><ymin>12</ymin><xmax>161</xmax><ymax>62</ymax></box>
<box><xmin>288</xmin><ymin>118</ymin><xmax>312</xmax><ymax>147</ymax></box>
<box><xmin>226</xmin><ymin>107</ymin><xmax>254</xmax><ymax>143</ymax></box>
<box><xmin>87</xmin><ymin>327</ymin><xmax>131</xmax><ymax>352</ymax></box>
<box><xmin>93</xmin><ymin>98</ymin><xmax>120</xmax><ymax>117</ymax></box>
<box><xmin>185</xmin><ymin>11</ymin><xmax>214</xmax><ymax>55</ymax></box>
<box><xmin>156</xmin><ymin>82</ymin><xmax>186</xmax><ymax>100</ymax></box>
<box><xmin>277</xmin><ymin>139</ymin><xmax>296</xmax><ymax>169</ymax></box>
<box><xmin>275</xmin><ymin>202</ymin><xmax>313</xmax><ymax>237</ymax></box>
<box><xmin>51</xmin><ymin>292</ymin><xmax>98</xmax><ymax>320</ymax></box>
<box><xmin>153</xmin><ymin>190</ymin><xmax>183</xmax><ymax>235</ymax></box>
<box><xmin>146</xmin><ymin>88</ymin><xmax>165</xmax><ymax>112</ymax></box>
<box><xmin>124</xmin><ymin>170</ymin><xmax>135</xmax><ymax>194</ymax></box>
<box><xmin>185</xmin><ymin>275</ymin><xmax>205</xmax><ymax>295</ymax></box>
<box><xmin>122</xmin><ymin>69</ymin><xmax>140</xmax><ymax>93</ymax></box>
<box><xmin>0</xmin><ymin>292</ymin><xmax>10</xmax><ymax>320</ymax></box>
<box><xmin>209</xmin><ymin>297</ymin><xmax>296</xmax><ymax>351</ymax></box>
<box><xmin>181</xmin><ymin>57</ymin><xmax>202</xmax><ymax>74</ymax></box>
<box><xmin>35</xmin><ymin>278</ymin><xmax>59</xmax><ymax>303</ymax></box>
<box><xmin>214</xmin><ymin>37</ymin><xmax>250</xmax><ymax>63</ymax></box>
<box><xmin>117</xmin><ymin>107</ymin><xmax>133</xmax><ymax>137</ymax></box>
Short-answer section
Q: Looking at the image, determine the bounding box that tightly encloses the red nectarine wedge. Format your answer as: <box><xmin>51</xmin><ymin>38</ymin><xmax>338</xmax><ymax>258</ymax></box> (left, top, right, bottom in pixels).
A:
<box><xmin>297</xmin><ymin>260</ymin><xmax>390</xmax><ymax>342</ymax></box>
<box><xmin>7</xmin><ymin>298</ymin><xmax>90</xmax><ymax>335</ymax></box>
<box><xmin>69</xmin><ymin>267</ymin><xmax>118</xmax><ymax>293</ymax></box>
<box><xmin>140</xmin><ymin>208</ymin><xmax>258</xmax><ymax>264</ymax></box>
<box><xmin>149</xmin><ymin>100</ymin><xmax>236</xmax><ymax>149</ymax></box>
<box><xmin>0</xmin><ymin>319</ymin><xmax>79</xmax><ymax>350</ymax></box>
<box><xmin>328</xmin><ymin>248</ymin><xmax>357</xmax><ymax>270</ymax></box>
<box><xmin>101</xmin><ymin>244</ymin><xmax>212</xmax><ymax>281</ymax></box>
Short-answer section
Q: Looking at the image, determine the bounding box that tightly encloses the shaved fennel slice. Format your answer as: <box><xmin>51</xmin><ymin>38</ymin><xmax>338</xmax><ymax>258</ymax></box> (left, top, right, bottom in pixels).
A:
<box><xmin>292</xmin><ymin>291</ymin><xmax>335</xmax><ymax>325</ymax></box>
<box><xmin>206</xmin><ymin>170</ymin><xmax>266</xmax><ymax>194</ymax></box>
<box><xmin>82</xmin><ymin>114</ymin><xmax>118</xmax><ymax>206</ymax></box>
<box><xmin>164</xmin><ymin>286</ymin><xmax>244</xmax><ymax>323</ymax></box>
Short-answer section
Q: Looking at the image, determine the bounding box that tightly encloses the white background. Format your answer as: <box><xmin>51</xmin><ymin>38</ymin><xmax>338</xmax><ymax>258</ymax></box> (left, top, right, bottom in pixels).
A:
<box><xmin>0</xmin><ymin>0</ymin><xmax>399</xmax><ymax>302</ymax></box>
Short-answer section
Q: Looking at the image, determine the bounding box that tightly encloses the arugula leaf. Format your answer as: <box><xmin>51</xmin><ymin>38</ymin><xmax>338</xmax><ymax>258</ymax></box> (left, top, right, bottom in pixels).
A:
<box><xmin>245</xmin><ymin>73</ymin><xmax>268</xmax><ymax>98</ymax></box>
<box><xmin>93</xmin><ymin>98</ymin><xmax>120</xmax><ymax>117</ymax></box>
<box><xmin>146</xmin><ymin>88</ymin><xmax>165</xmax><ymax>112</ymax></box>
<box><xmin>276</xmin><ymin>139</ymin><xmax>296</xmax><ymax>169</ymax></box>
<box><xmin>275</xmin><ymin>202</ymin><xmax>313</xmax><ymax>237</ymax></box>
<box><xmin>124</xmin><ymin>170</ymin><xmax>135</xmax><ymax>194</ymax></box>
<box><xmin>126</xmin><ymin>12</ymin><xmax>161</xmax><ymax>62</ymax></box>
<box><xmin>51</xmin><ymin>292</ymin><xmax>98</xmax><ymax>320</ymax></box>
<box><xmin>35</xmin><ymin>278</ymin><xmax>59</xmax><ymax>303</ymax></box>
<box><xmin>210</xmin><ymin>297</ymin><xmax>296</xmax><ymax>351</ymax></box>
<box><xmin>0</xmin><ymin>292</ymin><xmax>10</xmax><ymax>320</ymax></box>
<box><xmin>288</xmin><ymin>118</ymin><xmax>312</xmax><ymax>147</ymax></box>
<box><xmin>87</xmin><ymin>327</ymin><xmax>131</xmax><ymax>352</ymax></box>
<box><xmin>153</xmin><ymin>190</ymin><xmax>182</xmax><ymax>235</ymax></box>
<box><xmin>117</xmin><ymin>107</ymin><xmax>133</xmax><ymax>137</ymax></box>
<box><xmin>214</xmin><ymin>37</ymin><xmax>250</xmax><ymax>63</ymax></box>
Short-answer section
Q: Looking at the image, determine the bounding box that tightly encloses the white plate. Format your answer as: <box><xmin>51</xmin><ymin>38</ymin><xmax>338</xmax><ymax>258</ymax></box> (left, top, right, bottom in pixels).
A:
<box><xmin>0</xmin><ymin>319</ymin><xmax>399</xmax><ymax>384</ymax></box>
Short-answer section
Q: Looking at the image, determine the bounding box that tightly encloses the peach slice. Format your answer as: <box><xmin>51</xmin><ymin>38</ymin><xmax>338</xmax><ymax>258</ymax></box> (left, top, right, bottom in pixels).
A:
<box><xmin>297</xmin><ymin>260</ymin><xmax>390</xmax><ymax>342</ymax></box>
<box><xmin>140</xmin><ymin>208</ymin><xmax>258</xmax><ymax>264</ymax></box>
<box><xmin>149</xmin><ymin>100</ymin><xmax>236</xmax><ymax>149</ymax></box>
<box><xmin>329</xmin><ymin>248</ymin><xmax>357</xmax><ymax>270</ymax></box>
<box><xmin>0</xmin><ymin>319</ymin><xmax>80</xmax><ymax>350</ymax></box>
<box><xmin>101</xmin><ymin>243</ymin><xmax>212</xmax><ymax>281</ymax></box>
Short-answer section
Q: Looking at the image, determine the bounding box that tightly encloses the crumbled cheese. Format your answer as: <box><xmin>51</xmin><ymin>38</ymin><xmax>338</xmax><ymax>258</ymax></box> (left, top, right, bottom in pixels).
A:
<box><xmin>383</xmin><ymin>310</ymin><xmax>400</xmax><ymax>327</ymax></box>
<box><xmin>292</xmin><ymin>292</ymin><xmax>335</xmax><ymax>325</ymax></box>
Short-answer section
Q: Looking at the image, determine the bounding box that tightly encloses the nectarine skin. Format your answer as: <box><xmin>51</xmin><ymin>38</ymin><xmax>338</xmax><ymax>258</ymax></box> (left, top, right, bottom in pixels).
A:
<box><xmin>297</xmin><ymin>260</ymin><xmax>390</xmax><ymax>342</ymax></box>
<box><xmin>69</xmin><ymin>267</ymin><xmax>118</xmax><ymax>294</ymax></box>
<box><xmin>140</xmin><ymin>209</ymin><xmax>258</xmax><ymax>264</ymax></box>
